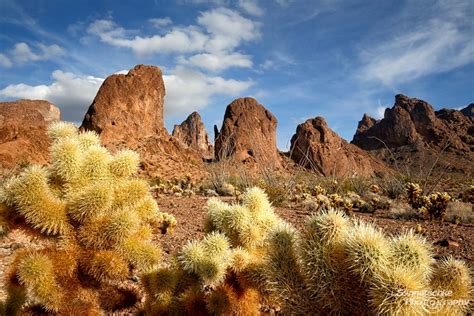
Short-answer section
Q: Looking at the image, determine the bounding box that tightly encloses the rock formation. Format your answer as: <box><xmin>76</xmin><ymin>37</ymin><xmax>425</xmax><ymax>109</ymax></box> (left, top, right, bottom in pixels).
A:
<box><xmin>80</xmin><ymin>65</ymin><xmax>204</xmax><ymax>178</ymax></box>
<box><xmin>172</xmin><ymin>112</ymin><xmax>213</xmax><ymax>160</ymax></box>
<box><xmin>460</xmin><ymin>103</ymin><xmax>473</xmax><ymax>118</ymax></box>
<box><xmin>289</xmin><ymin>116</ymin><xmax>387</xmax><ymax>177</ymax></box>
<box><xmin>81</xmin><ymin>64</ymin><xmax>165</xmax><ymax>146</ymax></box>
<box><xmin>214</xmin><ymin>97</ymin><xmax>281</xmax><ymax>169</ymax></box>
<box><xmin>0</xmin><ymin>100</ymin><xmax>60</xmax><ymax>169</ymax></box>
<box><xmin>352</xmin><ymin>94</ymin><xmax>473</xmax><ymax>176</ymax></box>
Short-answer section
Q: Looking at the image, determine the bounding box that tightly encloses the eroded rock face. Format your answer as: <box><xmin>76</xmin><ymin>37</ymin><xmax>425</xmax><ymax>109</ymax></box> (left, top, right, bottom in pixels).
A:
<box><xmin>81</xmin><ymin>65</ymin><xmax>204</xmax><ymax>179</ymax></box>
<box><xmin>172</xmin><ymin>112</ymin><xmax>213</xmax><ymax>160</ymax></box>
<box><xmin>214</xmin><ymin>97</ymin><xmax>281</xmax><ymax>168</ymax></box>
<box><xmin>81</xmin><ymin>64</ymin><xmax>165</xmax><ymax>146</ymax></box>
<box><xmin>351</xmin><ymin>94</ymin><xmax>473</xmax><ymax>176</ymax></box>
<box><xmin>0</xmin><ymin>99</ymin><xmax>60</xmax><ymax>169</ymax></box>
<box><xmin>289</xmin><ymin>116</ymin><xmax>387</xmax><ymax>177</ymax></box>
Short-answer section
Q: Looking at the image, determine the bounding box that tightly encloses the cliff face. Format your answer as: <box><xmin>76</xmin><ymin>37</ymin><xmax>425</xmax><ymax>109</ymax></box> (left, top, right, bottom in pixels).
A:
<box><xmin>352</xmin><ymin>94</ymin><xmax>473</xmax><ymax>176</ymax></box>
<box><xmin>0</xmin><ymin>99</ymin><xmax>60</xmax><ymax>169</ymax></box>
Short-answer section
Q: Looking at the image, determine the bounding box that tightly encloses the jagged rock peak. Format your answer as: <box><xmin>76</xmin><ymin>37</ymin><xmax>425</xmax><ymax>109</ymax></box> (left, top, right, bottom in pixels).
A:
<box><xmin>214</xmin><ymin>97</ymin><xmax>281</xmax><ymax>169</ymax></box>
<box><xmin>172</xmin><ymin>111</ymin><xmax>213</xmax><ymax>160</ymax></box>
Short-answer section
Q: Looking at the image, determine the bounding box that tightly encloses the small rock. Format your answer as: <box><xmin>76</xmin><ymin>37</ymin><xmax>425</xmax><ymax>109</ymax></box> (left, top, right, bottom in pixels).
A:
<box><xmin>434</xmin><ymin>238</ymin><xmax>459</xmax><ymax>248</ymax></box>
<box><xmin>205</xmin><ymin>189</ymin><xmax>219</xmax><ymax>197</ymax></box>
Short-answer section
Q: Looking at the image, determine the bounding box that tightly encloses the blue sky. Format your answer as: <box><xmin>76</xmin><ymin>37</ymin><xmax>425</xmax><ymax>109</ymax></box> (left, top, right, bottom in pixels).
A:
<box><xmin>0</xmin><ymin>0</ymin><xmax>473</xmax><ymax>149</ymax></box>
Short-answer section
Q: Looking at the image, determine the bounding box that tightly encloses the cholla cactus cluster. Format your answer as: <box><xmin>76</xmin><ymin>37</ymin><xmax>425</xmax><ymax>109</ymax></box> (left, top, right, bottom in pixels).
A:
<box><xmin>406</xmin><ymin>182</ymin><xmax>423</xmax><ymax>207</ymax></box>
<box><xmin>142</xmin><ymin>187</ymin><xmax>280</xmax><ymax>315</ymax></box>
<box><xmin>0</xmin><ymin>122</ymin><xmax>176</xmax><ymax>314</ymax></box>
<box><xmin>405</xmin><ymin>183</ymin><xmax>452</xmax><ymax>220</ymax></box>
<box><xmin>262</xmin><ymin>208</ymin><xmax>472</xmax><ymax>315</ymax></box>
<box><xmin>418</xmin><ymin>192</ymin><xmax>451</xmax><ymax>220</ymax></box>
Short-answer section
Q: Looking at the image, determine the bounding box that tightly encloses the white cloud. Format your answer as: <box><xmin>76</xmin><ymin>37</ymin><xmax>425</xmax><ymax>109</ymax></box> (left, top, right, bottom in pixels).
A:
<box><xmin>163</xmin><ymin>66</ymin><xmax>254</xmax><ymax>116</ymax></box>
<box><xmin>87</xmin><ymin>8</ymin><xmax>260</xmax><ymax>57</ymax></box>
<box><xmin>0</xmin><ymin>53</ymin><xmax>12</xmax><ymax>68</ymax></box>
<box><xmin>260</xmin><ymin>60</ymin><xmax>274</xmax><ymax>70</ymax></box>
<box><xmin>0</xmin><ymin>70</ymin><xmax>103</xmax><ymax>120</ymax></box>
<box><xmin>0</xmin><ymin>66</ymin><xmax>253</xmax><ymax>120</ymax></box>
<box><xmin>359</xmin><ymin>12</ymin><xmax>473</xmax><ymax>86</ymax></box>
<box><xmin>178</xmin><ymin>52</ymin><xmax>252</xmax><ymax>72</ymax></box>
<box><xmin>87</xmin><ymin>19</ymin><xmax>208</xmax><ymax>56</ymax></box>
<box><xmin>7</xmin><ymin>42</ymin><xmax>65</xmax><ymax>64</ymax></box>
<box><xmin>237</xmin><ymin>0</ymin><xmax>264</xmax><ymax>16</ymax></box>
<box><xmin>149</xmin><ymin>17</ymin><xmax>172</xmax><ymax>27</ymax></box>
<box><xmin>12</xmin><ymin>42</ymin><xmax>40</xmax><ymax>63</ymax></box>
<box><xmin>197</xmin><ymin>8</ymin><xmax>260</xmax><ymax>52</ymax></box>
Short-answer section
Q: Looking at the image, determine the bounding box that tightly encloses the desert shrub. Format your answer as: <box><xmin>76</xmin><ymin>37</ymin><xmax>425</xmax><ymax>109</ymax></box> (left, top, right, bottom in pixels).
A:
<box><xmin>0</xmin><ymin>122</ymin><xmax>176</xmax><ymax>314</ymax></box>
<box><xmin>142</xmin><ymin>187</ymin><xmax>279</xmax><ymax>315</ymax></box>
<box><xmin>459</xmin><ymin>185</ymin><xmax>474</xmax><ymax>204</ymax></box>
<box><xmin>379</xmin><ymin>176</ymin><xmax>405</xmax><ymax>199</ymax></box>
<box><xmin>444</xmin><ymin>200</ymin><xmax>474</xmax><ymax>224</ymax></box>
<box><xmin>261</xmin><ymin>209</ymin><xmax>472</xmax><ymax>315</ymax></box>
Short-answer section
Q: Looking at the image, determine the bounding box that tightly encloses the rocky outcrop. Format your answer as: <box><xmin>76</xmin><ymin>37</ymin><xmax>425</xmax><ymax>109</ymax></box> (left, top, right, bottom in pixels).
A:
<box><xmin>214</xmin><ymin>97</ymin><xmax>281</xmax><ymax>169</ymax></box>
<box><xmin>172</xmin><ymin>112</ymin><xmax>213</xmax><ymax>160</ymax></box>
<box><xmin>81</xmin><ymin>65</ymin><xmax>204</xmax><ymax>179</ymax></box>
<box><xmin>81</xmin><ymin>64</ymin><xmax>165</xmax><ymax>146</ymax></box>
<box><xmin>0</xmin><ymin>99</ymin><xmax>60</xmax><ymax>169</ymax></box>
<box><xmin>460</xmin><ymin>104</ymin><xmax>473</xmax><ymax>118</ymax></box>
<box><xmin>289</xmin><ymin>116</ymin><xmax>387</xmax><ymax>177</ymax></box>
<box><xmin>352</xmin><ymin>94</ymin><xmax>473</xmax><ymax>176</ymax></box>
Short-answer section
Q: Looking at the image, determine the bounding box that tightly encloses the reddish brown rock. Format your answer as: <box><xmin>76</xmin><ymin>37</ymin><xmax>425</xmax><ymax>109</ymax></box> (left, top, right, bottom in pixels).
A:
<box><xmin>172</xmin><ymin>112</ymin><xmax>213</xmax><ymax>160</ymax></box>
<box><xmin>0</xmin><ymin>99</ymin><xmax>60</xmax><ymax>169</ymax></box>
<box><xmin>352</xmin><ymin>94</ymin><xmax>473</xmax><ymax>176</ymax></box>
<box><xmin>81</xmin><ymin>64</ymin><xmax>165</xmax><ymax>146</ymax></box>
<box><xmin>81</xmin><ymin>64</ymin><xmax>204</xmax><ymax>179</ymax></box>
<box><xmin>289</xmin><ymin>116</ymin><xmax>388</xmax><ymax>177</ymax></box>
<box><xmin>214</xmin><ymin>97</ymin><xmax>281</xmax><ymax>169</ymax></box>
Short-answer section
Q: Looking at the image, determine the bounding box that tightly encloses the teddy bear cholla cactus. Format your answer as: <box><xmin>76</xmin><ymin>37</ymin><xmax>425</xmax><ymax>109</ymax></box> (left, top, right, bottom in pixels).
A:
<box><xmin>0</xmin><ymin>122</ymin><xmax>176</xmax><ymax>314</ymax></box>
<box><xmin>262</xmin><ymin>209</ymin><xmax>472</xmax><ymax>315</ymax></box>
<box><xmin>142</xmin><ymin>187</ymin><xmax>280</xmax><ymax>315</ymax></box>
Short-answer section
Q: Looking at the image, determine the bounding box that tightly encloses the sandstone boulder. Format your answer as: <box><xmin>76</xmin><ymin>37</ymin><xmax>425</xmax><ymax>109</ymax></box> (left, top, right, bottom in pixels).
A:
<box><xmin>0</xmin><ymin>99</ymin><xmax>60</xmax><ymax>169</ymax></box>
<box><xmin>351</xmin><ymin>94</ymin><xmax>473</xmax><ymax>176</ymax></box>
<box><xmin>172</xmin><ymin>112</ymin><xmax>213</xmax><ymax>160</ymax></box>
<box><xmin>214</xmin><ymin>97</ymin><xmax>281</xmax><ymax>169</ymax></box>
<box><xmin>289</xmin><ymin>116</ymin><xmax>387</xmax><ymax>177</ymax></box>
<box><xmin>81</xmin><ymin>65</ymin><xmax>204</xmax><ymax>179</ymax></box>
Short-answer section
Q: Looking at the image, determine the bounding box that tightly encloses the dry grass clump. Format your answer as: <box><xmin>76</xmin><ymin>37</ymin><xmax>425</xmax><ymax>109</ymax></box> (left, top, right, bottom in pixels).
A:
<box><xmin>444</xmin><ymin>200</ymin><xmax>474</xmax><ymax>224</ymax></box>
<box><xmin>0</xmin><ymin>122</ymin><xmax>176</xmax><ymax>314</ymax></box>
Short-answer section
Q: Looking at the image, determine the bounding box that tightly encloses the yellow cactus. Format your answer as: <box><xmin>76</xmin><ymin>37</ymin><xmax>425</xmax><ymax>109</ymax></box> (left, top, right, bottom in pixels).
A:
<box><xmin>1</xmin><ymin>122</ymin><xmax>174</xmax><ymax>313</ymax></box>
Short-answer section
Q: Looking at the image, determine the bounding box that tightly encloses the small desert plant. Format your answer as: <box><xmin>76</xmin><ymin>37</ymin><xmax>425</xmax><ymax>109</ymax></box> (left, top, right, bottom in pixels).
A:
<box><xmin>406</xmin><ymin>182</ymin><xmax>423</xmax><ymax>207</ymax></box>
<box><xmin>459</xmin><ymin>185</ymin><xmax>474</xmax><ymax>204</ymax></box>
<box><xmin>418</xmin><ymin>192</ymin><xmax>451</xmax><ymax>220</ymax></box>
<box><xmin>444</xmin><ymin>200</ymin><xmax>473</xmax><ymax>224</ymax></box>
<box><xmin>0</xmin><ymin>122</ymin><xmax>176</xmax><ymax>313</ymax></box>
<box><xmin>405</xmin><ymin>183</ymin><xmax>452</xmax><ymax>220</ymax></box>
